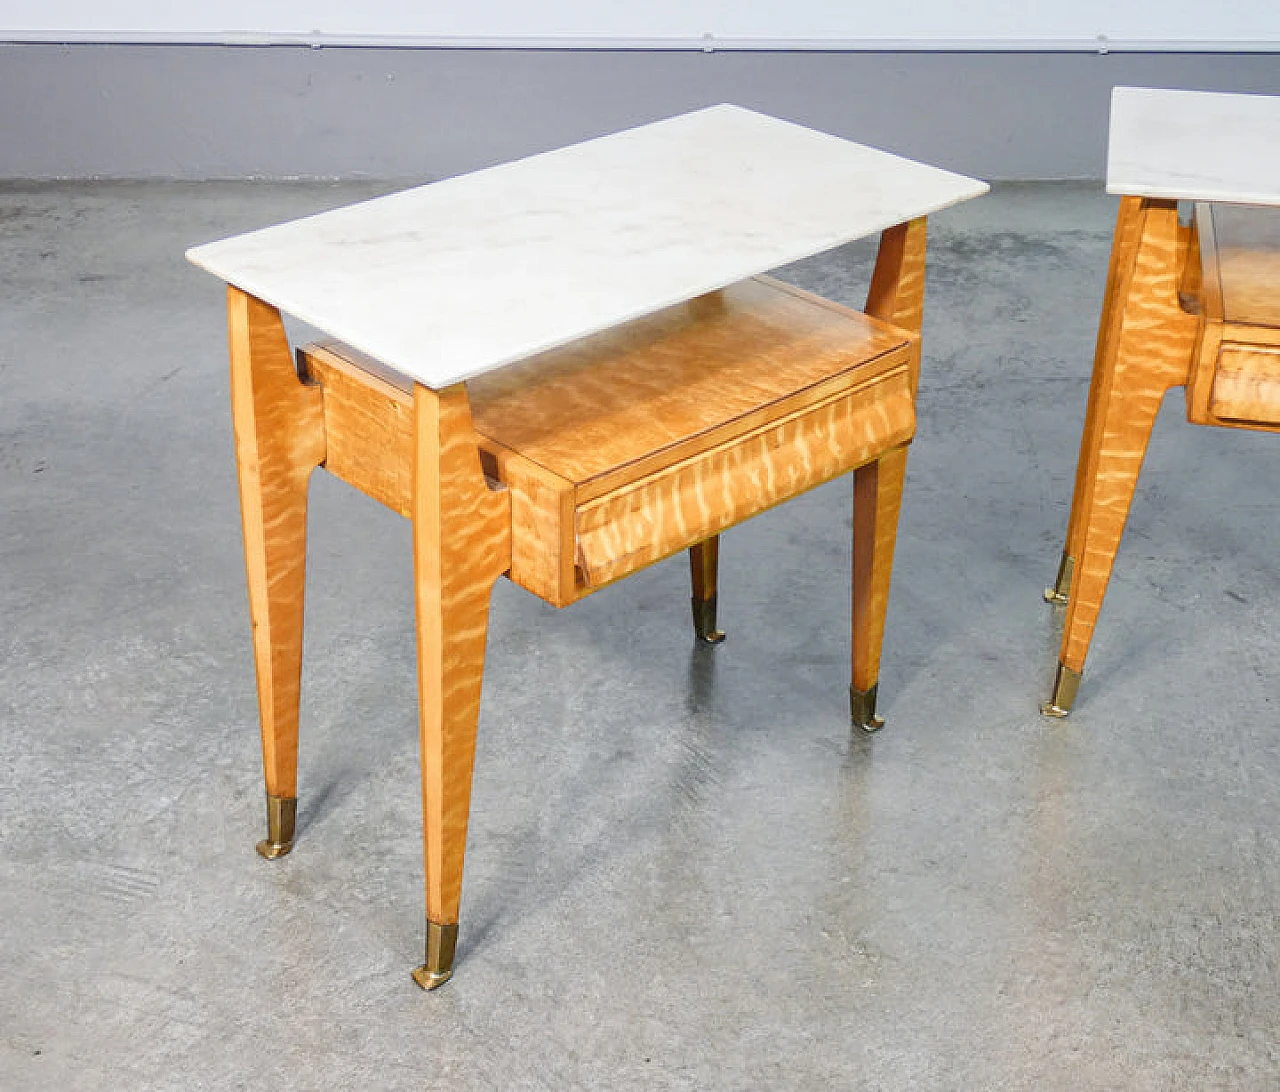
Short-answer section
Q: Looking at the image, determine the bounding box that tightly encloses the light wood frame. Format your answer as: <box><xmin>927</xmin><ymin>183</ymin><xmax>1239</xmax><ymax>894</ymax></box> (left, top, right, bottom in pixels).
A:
<box><xmin>227</xmin><ymin>219</ymin><xmax>929</xmax><ymax>987</ymax></box>
<box><xmin>1044</xmin><ymin>196</ymin><xmax>1280</xmax><ymax>714</ymax></box>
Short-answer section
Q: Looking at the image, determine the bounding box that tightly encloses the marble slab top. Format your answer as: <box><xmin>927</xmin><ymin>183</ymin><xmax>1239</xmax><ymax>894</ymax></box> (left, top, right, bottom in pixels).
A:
<box><xmin>1107</xmin><ymin>87</ymin><xmax>1280</xmax><ymax>207</ymax></box>
<box><xmin>187</xmin><ymin>105</ymin><xmax>987</xmax><ymax>389</ymax></box>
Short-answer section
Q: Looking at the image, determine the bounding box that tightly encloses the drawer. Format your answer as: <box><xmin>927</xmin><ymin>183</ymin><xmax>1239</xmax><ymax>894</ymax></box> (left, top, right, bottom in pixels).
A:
<box><xmin>1210</xmin><ymin>342</ymin><xmax>1280</xmax><ymax>425</ymax></box>
<box><xmin>470</xmin><ymin>276</ymin><xmax>918</xmax><ymax>606</ymax></box>
<box><xmin>574</xmin><ymin>368</ymin><xmax>914</xmax><ymax>589</ymax></box>
<box><xmin>302</xmin><ymin>275</ymin><xmax>920</xmax><ymax>610</ymax></box>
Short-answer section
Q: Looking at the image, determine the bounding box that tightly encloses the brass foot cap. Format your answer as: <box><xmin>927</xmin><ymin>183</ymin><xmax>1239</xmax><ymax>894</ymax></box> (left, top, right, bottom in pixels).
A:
<box><xmin>412</xmin><ymin>921</ymin><xmax>458</xmax><ymax>992</ymax></box>
<box><xmin>850</xmin><ymin>684</ymin><xmax>885</xmax><ymax>733</ymax></box>
<box><xmin>1044</xmin><ymin>553</ymin><xmax>1075</xmax><ymax>605</ymax></box>
<box><xmin>256</xmin><ymin>794</ymin><xmax>297</xmax><ymax>860</ymax></box>
<box><xmin>692</xmin><ymin>596</ymin><xmax>726</xmax><ymax>644</ymax></box>
<box><xmin>1040</xmin><ymin>663</ymin><xmax>1082</xmax><ymax>719</ymax></box>
<box><xmin>411</xmin><ymin>965</ymin><xmax>453</xmax><ymax>991</ymax></box>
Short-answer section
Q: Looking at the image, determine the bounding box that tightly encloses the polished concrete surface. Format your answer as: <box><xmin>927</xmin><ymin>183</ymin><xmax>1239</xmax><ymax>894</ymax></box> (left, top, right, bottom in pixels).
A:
<box><xmin>1</xmin><ymin>183</ymin><xmax>1278</xmax><ymax>1089</ymax></box>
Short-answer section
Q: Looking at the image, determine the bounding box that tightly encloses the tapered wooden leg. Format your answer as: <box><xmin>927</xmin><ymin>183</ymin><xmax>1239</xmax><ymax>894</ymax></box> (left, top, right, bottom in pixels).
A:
<box><xmin>1042</xmin><ymin>201</ymin><xmax>1199</xmax><ymax>715</ymax></box>
<box><xmin>411</xmin><ymin>382</ymin><xmax>511</xmax><ymax>990</ymax></box>
<box><xmin>850</xmin><ymin>446</ymin><xmax>908</xmax><ymax>731</ymax></box>
<box><xmin>1046</xmin><ymin>197</ymin><xmax>1146</xmax><ymax>605</ymax></box>
<box><xmin>227</xmin><ymin>288</ymin><xmax>326</xmax><ymax>858</ymax></box>
<box><xmin>689</xmin><ymin>536</ymin><xmax>725</xmax><ymax>644</ymax></box>
<box><xmin>849</xmin><ymin>217</ymin><xmax>927</xmax><ymax>731</ymax></box>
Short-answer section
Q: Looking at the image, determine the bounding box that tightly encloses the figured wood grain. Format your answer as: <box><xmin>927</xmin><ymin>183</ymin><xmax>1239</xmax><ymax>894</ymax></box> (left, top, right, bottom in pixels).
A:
<box><xmin>227</xmin><ymin>288</ymin><xmax>327</xmax><ymax>800</ymax></box>
<box><xmin>303</xmin><ymin>342</ymin><xmax>415</xmax><ymax>518</ymax></box>
<box><xmin>296</xmin><ymin>269</ymin><xmax>919</xmax><ymax>615</ymax></box>
<box><xmin>1188</xmin><ymin>328</ymin><xmax>1280</xmax><ymax>432</ymax></box>
<box><xmin>575</xmin><ymin>369</ymin><xmax>914</xmax><ymax>588</ymax></box>
<box><xmin>466</xmin><ymin>274</ymin><xmax>916</xmax><ymax>603</ymax></box>
<box><xmin>477</xmin><ymin>438</ymin><xmax>577</xmax><ymax>606</ymax></box>
<box><xmin>1209</xmin><ymin>341</ymin><xmax>1280</xmax><ymax>425</ymax></box>
<box><xmin>467</xmin><ymin>276</ymin><xmax>913</xmax><ymax>498</ymax></box>
<box><xmin>849</xmin><ymin>218</ymin><xmax>928</xmax><ymax>698</ymax></box>
<box><xmin>1219</xmin><ymin>322</ymin><xmax>1280</xmax><ymax>348</ymax></box>
<box><xmin>412</xmin><ymin>383</ymin><xmax>512</xmax><ymax>927</ymax></box>
<box><xmin>850</xmin><ymin>445</ymin><xmax>908</xmax><ymax>694</ymax></box>
<box><xmin>865</xmin><ymin>218</ymin><xmax>927</xmax><ymax>387</ymax></box>
<box><xmin>1214</xmin><ymin>249</ymin><xmax>1280</xmax><ymax>325</ymax></box>
<box><xmin>1061</xmin><ymin>197</ymin><xmax>1147</xmax><ymax>577</ymax></box>
<box><xmin>1059</xmin><ymin>200</ymin><xmax>1199</xmax><ymax>674</ymax></box>
<box><xmin>1185</xmin><ymin>320</ymin><xmax>1223</xmax><ymax>426</ymax></box>
<box><xmin>1196</xmin><ymin>204</ymin><xmax>1280</xmax><ymax>327</ymax></box>
<box><xmin>1186</xmin><ymin>218</ymin><xmax>1280</xmax><ymax>431</ymax></box>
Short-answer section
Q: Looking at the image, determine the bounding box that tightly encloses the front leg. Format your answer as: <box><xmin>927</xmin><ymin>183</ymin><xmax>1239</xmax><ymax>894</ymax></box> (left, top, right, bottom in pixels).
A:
<box><xmin>1042</xmin><ymin>200</ymin><xmax>1199</xmax><ymax>715</ymax></box>
<box><xmin>227</xmin><ymin>288</ymin><xmax>326</xmax><ymax>859</ymax></box>
<box><xmin>850</xmin><ymin>447</ymin><xmax>907</xmax><ymax>731</ymax></box>
<box><xmin>1046</xmin><ymin>197</ymin><xmax>1146</xmax><ymax>604</ymax></box>
<box><xmin>411</xmin><ymin>382</ymin><xmax>511</xmax><ymax>989</ymax></box>
<box><xmin>850</xmin><ymin>218</ymin><xmax>926</xmax><ymax>730</ymax></box>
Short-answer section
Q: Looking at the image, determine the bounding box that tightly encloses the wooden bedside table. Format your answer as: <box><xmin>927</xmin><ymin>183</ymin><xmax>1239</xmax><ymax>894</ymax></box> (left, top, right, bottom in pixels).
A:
<box><xmin>1043</xmin><ymin>87</ymin><xmax>1280</xmax><ymax>716</ymax></box>
<box><xmin>188</xmin><ymin>105</ymin><xmax>987</xmax><ymax>987</ymax></box>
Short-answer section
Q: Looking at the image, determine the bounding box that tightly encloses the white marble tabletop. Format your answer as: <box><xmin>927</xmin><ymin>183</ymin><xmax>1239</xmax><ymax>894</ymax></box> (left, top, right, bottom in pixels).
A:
<box><xmin>188</xmin><ymin>105</ymin><xmax>987</xmax><ymax>390</ymax></box>
<box><xmin>1107</xmin><ymin>86</ymin><xmax>1280</xmax><ymax>207</ymax></box>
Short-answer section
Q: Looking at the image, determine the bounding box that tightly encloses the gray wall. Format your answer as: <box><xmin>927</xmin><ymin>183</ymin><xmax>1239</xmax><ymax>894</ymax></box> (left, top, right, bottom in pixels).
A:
<box><xmin>2</xmin><ymin>44</ymin><xmax>1278</xmax><ymax>180</ymax></box>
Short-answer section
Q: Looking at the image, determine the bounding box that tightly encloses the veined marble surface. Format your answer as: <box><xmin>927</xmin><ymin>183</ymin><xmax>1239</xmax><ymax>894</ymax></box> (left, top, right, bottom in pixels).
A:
<box><xmin>1107</xmin><ymin>87</ymin><xmax>1280</xmax><ymax>207</ymax></box>
<box><xmin>187</xmin><ymin>105</ymin><xmax>987</xmax><ymax>390</ymax></box>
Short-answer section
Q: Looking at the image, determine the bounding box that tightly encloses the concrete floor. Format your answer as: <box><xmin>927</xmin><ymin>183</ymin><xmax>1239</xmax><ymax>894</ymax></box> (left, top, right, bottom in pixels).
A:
<box><xmin>1</xmin><ymin>182</ymin><xmax>1278</xmax><ymax>1090</ymax></box>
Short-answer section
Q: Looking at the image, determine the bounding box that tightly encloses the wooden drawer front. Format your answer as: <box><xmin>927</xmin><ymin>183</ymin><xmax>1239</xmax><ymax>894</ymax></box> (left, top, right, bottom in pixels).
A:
<box><xmin>575</xmin><ymin>368</ymin><xmax>914</xmax><ymax>589</ymax></box>
<box><xmin>1210</xmin><ymin>342</ymin><xmax>1280</xmax><ymax>425</ymax></box>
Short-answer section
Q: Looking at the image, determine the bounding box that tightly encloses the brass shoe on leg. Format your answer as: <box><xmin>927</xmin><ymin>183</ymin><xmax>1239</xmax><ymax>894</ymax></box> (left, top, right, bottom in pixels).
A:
<box><xmin>692</xmin><ymin>595</ymin><xmax>726</xmax><ymax>644</ymax></box>
<box><xmin>411</xmin><ymin>921</ymin><xmax>459</xmax><ymax>991</ymax></box>
<box><xmin>1040</xmin><ymin>662</ymin><xmax>1082</xmax><ymax>718</ymax></box>
<box><xmin>850</xmin><ymin>683</ymin><xmax>885</xmax><ymax>733</ymax></box>
<box><xmin>255</xmin><ymin>794</ymin><xmax>297</xmax><ymax>860</ymax></box>
<box><xmin>689</xmin><ymin>537</ymin><xmax>726</xmax><ymax>644</ymax></box>
<box><xmin>1044</xmin><ymin>552</ymin><xmax>1075</xmax><ymax>604</ymax></box>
